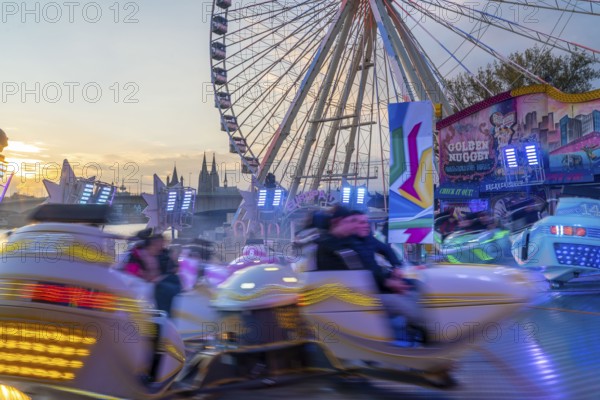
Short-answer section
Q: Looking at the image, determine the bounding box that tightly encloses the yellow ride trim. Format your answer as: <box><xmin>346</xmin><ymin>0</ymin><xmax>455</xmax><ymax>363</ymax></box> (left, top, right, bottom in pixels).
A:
<box><xmin>219</xmin><ymin>285</ymin><xmax>299</xmax><ymax>302</ymax></box>
<box><xmin>299</xmin><ymin>283</ymin><xmax>382</xmax><ymax>307</ymax></box>
<box><xmin>0</xmin><ymin>385</ymin><xmax>31</xmax><ymax>400</ymax></box>
<box><xmin>510</xmin><ymin>84</ymin><xmax>600</xmax><ymax>103</ymax></box>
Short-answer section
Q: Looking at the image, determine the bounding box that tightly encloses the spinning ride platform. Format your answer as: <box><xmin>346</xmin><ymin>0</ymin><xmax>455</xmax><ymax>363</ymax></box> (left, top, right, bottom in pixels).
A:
<box><xmin>182</xmin><ymin>274</ymin><xmax>600</xmax><ymax>400</ymax></box>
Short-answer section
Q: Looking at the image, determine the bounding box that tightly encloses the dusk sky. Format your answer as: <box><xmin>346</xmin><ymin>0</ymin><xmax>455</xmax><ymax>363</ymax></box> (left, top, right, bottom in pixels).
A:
<box><xmin>0</xmin><ymin>1</ymin><xmax>597</xmax><ymax>197</ymax></box>
<box><xmin>1</xmin><ymin>0</ymin><xmax>239</xmax><ymax>197</ymax></box>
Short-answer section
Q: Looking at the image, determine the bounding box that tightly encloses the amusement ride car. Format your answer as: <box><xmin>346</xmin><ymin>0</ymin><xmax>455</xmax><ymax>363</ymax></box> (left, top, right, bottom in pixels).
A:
<box><xmin>435</xmin><ymin>197</ymin><xmax>600</xmax><ymax>288</ymax></box>
<box><xmin>511</xmin><ymin>197</ymin><xmax>600</xmax><ymax>288</ymax></box>
<box><xmin>0</xmin><ymin>204</ymin><xmax>537</xmax><ymax>399</ymax></box>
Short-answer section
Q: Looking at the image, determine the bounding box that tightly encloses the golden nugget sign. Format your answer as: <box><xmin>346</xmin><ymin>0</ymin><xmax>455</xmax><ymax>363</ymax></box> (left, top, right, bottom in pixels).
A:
<box><xmin>441</xmin><ymin>124</ymin><xmax>496</xmax><ymax>179</ymax></box>
<box><xmin>447</xmin><ymin>140</ymin><xmax>491</xmax><ymax>163</ymax></box>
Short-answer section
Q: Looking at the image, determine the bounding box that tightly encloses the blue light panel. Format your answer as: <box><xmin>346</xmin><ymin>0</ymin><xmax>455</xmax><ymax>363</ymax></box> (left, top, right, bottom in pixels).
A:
<box><xmin>257</xmin><ymin>189</ymin><xmax>267</xmax><ymax>207</ymax></box>
<box><xmin>96</xmin><ymin>186</ymin><xmax>113</xmax><ymax>204</ymax></box>
<box><xmin>166</xmin><ymin>191</ymin><xmax>177</xmax><ymax>212</ymax></box>
<box><xmin>525</xmin><ymin>144</ymin><xmax>539</xmax><ymax>166</ymax></box>
<box><xmin>342</xmin><ymin>187</ymin><xmax>351</xmax><ymax>204</ymax></box>
<box><xmin>181</xmin><ymin>191</ymin><xmax>193</xmax><ymax>211</ymax></box>
<box><xmin>356</xmin><ymin>187</ymin><xmax>366</xmax><ymax>205</ymax></box>
<box><xmin>79</xmin><ymin>183</ymin><xmax>94</xmax><ymax>204</ymax></box>
<box><xmin>503</xmin><ymin>147</ymin><xmax>518</xmax><ymax>168</ymax></box>
<box><xmin>272</xmin><ymin>189</ymin><xmax>282</xmax><ymax>206</ymax></box>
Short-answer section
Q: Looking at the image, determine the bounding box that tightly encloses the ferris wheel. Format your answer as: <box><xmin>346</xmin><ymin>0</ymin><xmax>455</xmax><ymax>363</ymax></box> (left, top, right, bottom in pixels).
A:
<box><xmin>209</xmin><ymin>0</ymin><xmax>599</xmax><ymax>211</ymax></box>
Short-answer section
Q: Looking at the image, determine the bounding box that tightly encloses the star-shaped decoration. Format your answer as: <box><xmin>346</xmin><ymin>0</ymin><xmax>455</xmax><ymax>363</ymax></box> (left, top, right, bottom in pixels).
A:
<box><xmin>43</xmin><ymin>159</ymin><xmax>89</xmax><ymax>204</ymax></box>
<box><xmin>238</xmin><ymin>188</ymin><xmax>260</xmax><ymax>226</ymax></box>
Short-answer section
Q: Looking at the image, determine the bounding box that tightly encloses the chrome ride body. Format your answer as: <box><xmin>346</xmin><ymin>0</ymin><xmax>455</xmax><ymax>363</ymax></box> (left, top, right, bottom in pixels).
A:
<box><xmin>0</xmin><ymin>204</ymin><xmax>538</xmax><ymax>398</ymax></box>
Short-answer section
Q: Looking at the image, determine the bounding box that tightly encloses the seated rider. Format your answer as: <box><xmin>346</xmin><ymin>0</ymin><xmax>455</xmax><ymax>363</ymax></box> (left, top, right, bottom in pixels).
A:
<box><xmin>435</xmin><ymin>207</ymin><xmax>459</xmax><ymax>240</ymax></box>
<box><xmin>316</xmin><ymin>206</ymin><xmax>426</xmax><ymax>342</ymax></box>
<box><xmin>290</xmin><ymin>210</ymin><xmax>332</xmax><ymax>272</ymax></box>
<box><xmin>124</xmin><ymin>233</ymin><xmax>182</xmax><ymax>317</ymax></box>
<box><xmin>293</xmin><ymin>210</ymin><xmax>331</xmax><ymax>247</ymax></box>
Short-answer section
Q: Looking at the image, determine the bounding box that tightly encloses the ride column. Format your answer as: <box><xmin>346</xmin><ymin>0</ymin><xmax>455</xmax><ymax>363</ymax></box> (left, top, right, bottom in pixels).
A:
<box><xmin>0</xmin><ymin>129</ymin><xmax>14</xmax><ymax>203</ymax></box>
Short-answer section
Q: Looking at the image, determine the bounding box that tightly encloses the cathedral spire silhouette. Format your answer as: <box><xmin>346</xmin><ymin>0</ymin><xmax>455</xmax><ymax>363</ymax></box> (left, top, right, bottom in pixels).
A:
<box><xmin>198</xmin><ymin>153</ymin><xmax>210</xmax><ymax>192</ymax></box>
<box><xmin>210</xmin><ymin>153</ymin><xmax>220</xmax><ymax>192</ymax></box>
<box><xmin>167</xmin><ymin>163</ymin><xmax>180</xmax><ymax>187</ymax></box>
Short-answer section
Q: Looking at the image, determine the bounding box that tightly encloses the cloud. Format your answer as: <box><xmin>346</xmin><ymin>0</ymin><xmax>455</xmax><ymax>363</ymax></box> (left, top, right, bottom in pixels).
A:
<box><xmin>5</xmin><ymin>141</ymin><xmax>46</xmax><ymax>154</ymax></box>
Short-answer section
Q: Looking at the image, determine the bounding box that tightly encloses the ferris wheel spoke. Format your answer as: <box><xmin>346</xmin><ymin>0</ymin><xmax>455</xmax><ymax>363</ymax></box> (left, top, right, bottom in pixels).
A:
<box><xmin>375</xmin><ymin>79</ymin><xmax>389</xmax><ymax>205</ymax></box>
<box><xmin>226</xmin><ymin>0</ymin><xmax>328</xmax><ymax>23</ymax></box>
<box><xmin>390</xmin><ymin>4</ymin><xmax>457</xmax><ymax>97</ymax></box>
<box><xmin>224</xmin><ymin>1</ymin><xmax>335</xmax><ymax>65</ymax></box>
<box><xmin>226</xmin><ymin>8</ymin><xmax>337</xmax><ymax>104</ymax></box>
<box><xmin>279</xmin><ymin>109</ymin><xmax>313</xmax><ymax>169</ymax></box>
<box><xmin>369</xmin><ymin>0</ymin><xmax>423</xmax><ymax>103</ymax></box>
<box><xmin>435</xmin><ymin>12</ymin><xmax>493</xmax><ymax>78</ymax></box>
<box><xmin>224</xmin><ymin>11</ymin><xmax>337</xmax><ymax>161</ymax></box>
<box><xmin>309</xmin><ymin>5</ymin><xmax>373</xmax><ymax>191</ymax></box>
<box><xmin>288</xmin><ymin>1</ymin><xmax>360</xmax><ymax>200</ymax></box>
<box><xmin>387</xmin><ymin>2</ymin><xmax>453</xmax><ymax>113</ymax></box>
<box><xmin>222</xmin><ymin>0</ymin><xmax>330</xmax><ymax>38</ymax></box>
<box><xmin>277</xmin><ymin>105</ymin><xmax>316</xmax><ymax>181</ymax></box>
<box><xmin>236</xmin><ymin>33</ymin><xmax>336</xmax><ymax>152</ymax></box>
<box><xmin>489</xmin><ymin>0</ymin><xmax>600</xmax><ymax>16</ymax></box>
<box><xmin>258</xmin><ymin>1</ymin><xmax>353</xmax><ymax>184</ymax></box>
<box><xmin>342</xmin><ymin>24</ymin><xmax>376</xmax><ymax>180</ymax></box>
<box><xmin>361</xmin><ymin>55</ymin><xmax>379</xmax><ymax>188</ymax></box>
<box><xmin>307</xmin><ymin>4</ymin><xmax>372</xmax><ymax>190</ymax></box>
<box><xmin>310</xmin><ymin>33</ymin><xmax>368</xmax><ymax>191</ymax></box>
<box><xmin>379</xmin><ymin>34</ymin><xmax>402</xmax><ymax>104</ymax></box>
<box><xmin>392</xmin><ymin>0</ymin><xmax>494</xmax><ymax>98</ymax></box>
<box><xmin>413</xmin><ymin>0</ymin><xmax>600</xmax><ymax>60</ymax></box>
<box><xmin>404</xmin><ymin>0</ymin><xmax>548</xmax><ymax>84</ymax></box>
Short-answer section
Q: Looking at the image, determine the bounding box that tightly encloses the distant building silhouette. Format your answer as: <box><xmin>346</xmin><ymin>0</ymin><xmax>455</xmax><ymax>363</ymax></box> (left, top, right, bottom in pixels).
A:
<box><xmin>198</xmin><ymin>153</ymin><xmax>220</xmax><ymax>193</ymax></box>
<box><xmin>210</xmin><ymin>153</ymin><xmax>220</xmax><ymax>191</ymax></box>
<box><xmin>166</xmin><ymin>164</ymin><xmax>183</xmax><ymax>187</ymax></box>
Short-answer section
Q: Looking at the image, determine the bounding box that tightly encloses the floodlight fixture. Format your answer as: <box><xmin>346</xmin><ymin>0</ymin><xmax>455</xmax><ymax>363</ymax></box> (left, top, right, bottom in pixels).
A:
<box><xmin>95</xmin><ymin>184</ymin><xmax>116</xmax><ymax>205</ymax></box>
<box><xmin>257</xmin><ymin>189</ymin><xmax>267</xmax><ymax>207</ymax></box>
<box><xmin>340</xmin><ymin>184</ymin><xmax>369</xmax><ymax>209</ymax></box>
<box><xmin>525</xmin><ymin>144</ymin><xmax>539</xmax><ymax>166</ymax></box>
<box><xmin>257</xmin><ymin>187</ymin><xmax>286</xmax><ymax>211</ymax></box>
<box><xmin>166</xmin><ymin>190</ymin><xmax>177</xmax><ymax>212</ymax></box>
<box><xmin>272</xmin><ymin>189</ymin><xmax>283</xmax><ymax>207</ymax></box>
<box><xmin>357</xmin><ymin>187</ymin><xmax>367</xmax><ymax>205</ymax></box>
<box><xmin>503</xmin><ymin>147</ymin><xmax>518</xmax><ymax>169</ymax></box>
<box><xmin>341</xmin><ymin>187</ymin><xmax>352</xmax><ymax>204</ymax></box>
<box><xmin>181</xmin><ymin>190</ymin><xmax>194</xmax><ymax>211</ymax></box>
<box><xmin>79</xmin><ymin>183</ymin><xmax>94</xmax><ymax>204</ymax></box>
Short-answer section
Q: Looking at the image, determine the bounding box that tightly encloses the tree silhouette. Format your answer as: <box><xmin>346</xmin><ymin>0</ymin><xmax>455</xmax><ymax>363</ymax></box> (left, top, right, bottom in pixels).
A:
<box><xmin>446</xmin><ymin>46</ymin><xmax>600</xmax><ymax>111</ymax></box>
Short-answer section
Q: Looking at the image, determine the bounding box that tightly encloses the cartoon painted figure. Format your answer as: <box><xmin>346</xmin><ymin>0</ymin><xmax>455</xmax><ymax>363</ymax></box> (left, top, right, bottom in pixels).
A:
<box><xmin>490</xmin><ymin>111</ymin><xmax>516</xmax><ymax>149</ymax></box>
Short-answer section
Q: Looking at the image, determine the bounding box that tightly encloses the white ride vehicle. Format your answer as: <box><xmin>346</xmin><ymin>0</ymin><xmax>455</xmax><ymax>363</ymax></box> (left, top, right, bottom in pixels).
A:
<box><xmin>511</xmin><ymin>197</ymin><xmax>600</xmax><ymax>287</ymax></box>
<box><xmin>0</xmin><ymin>204</ymin><xmax>538</xmax><ymax>399</ymax></box>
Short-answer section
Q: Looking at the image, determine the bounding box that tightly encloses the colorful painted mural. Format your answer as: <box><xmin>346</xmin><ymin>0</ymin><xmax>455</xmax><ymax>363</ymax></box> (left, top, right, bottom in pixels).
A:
<box><xmin>388</xmin><ymin>101</ymin><xmax>434</xmax><ymax>244</ymax></box>
<box><xmin>437</xmin><ymin>85</ymin><xmax>600</xmax><ymax>193</ymax></box>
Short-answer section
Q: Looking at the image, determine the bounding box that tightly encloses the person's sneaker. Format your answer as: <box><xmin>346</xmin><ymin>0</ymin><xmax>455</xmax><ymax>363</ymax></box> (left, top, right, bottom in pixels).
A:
<box><xmin>407</xmin><ymin>324</ymin><xmax>429</xmax><ymax>345</ymax></box>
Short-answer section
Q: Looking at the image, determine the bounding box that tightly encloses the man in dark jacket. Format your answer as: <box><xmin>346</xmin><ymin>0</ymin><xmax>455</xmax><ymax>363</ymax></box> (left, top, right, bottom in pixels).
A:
<box><xmin>316</xmin><ymin>207</ymin><xmax>406</xmax><ymax>290</ymax></box>
<box><xmin>316</xmin><ymin>207</ymin><xmax>425</xmax><ymax>334</ymax></box>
